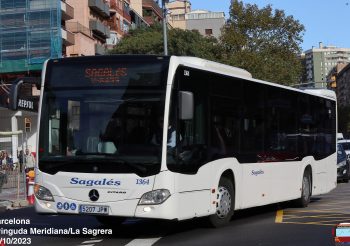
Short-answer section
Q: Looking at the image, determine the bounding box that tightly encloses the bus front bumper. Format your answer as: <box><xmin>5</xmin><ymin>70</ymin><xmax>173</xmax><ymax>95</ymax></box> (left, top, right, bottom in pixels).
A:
<box><xmin>34</xmin><ymin>194</ymin><xmax>178</xmax><ymax>220</ymax></box>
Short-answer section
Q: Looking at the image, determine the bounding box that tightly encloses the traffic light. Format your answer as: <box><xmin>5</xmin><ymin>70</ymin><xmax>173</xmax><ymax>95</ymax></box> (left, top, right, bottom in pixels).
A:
<box><xmin>25</xmin><ymin>117</ymin><xmax>31</xmax><ymax>132</ymax></box>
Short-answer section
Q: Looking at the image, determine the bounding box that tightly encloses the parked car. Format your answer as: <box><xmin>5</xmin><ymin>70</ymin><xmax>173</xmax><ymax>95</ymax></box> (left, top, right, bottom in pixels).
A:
<box><xmin>337</xmin><ymin>143</ymin><xmax>350</xmax><ymax>183</ymax></box>
<box><xmin>338</xmin><ymin>139</ymin><xmax>350</xmax><ymax>159</ymax></box>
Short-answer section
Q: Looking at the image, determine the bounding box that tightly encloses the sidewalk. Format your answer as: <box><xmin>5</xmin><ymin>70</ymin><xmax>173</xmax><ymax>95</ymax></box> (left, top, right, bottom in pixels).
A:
<box><xmin>0</xmin><ymin>187</ymin><xmax>29</xmax><ymax>211</ymax></box>
<box><xmin>0</xmin><ymin>175</ymin><xmax>30</xmax><ymax>211</ymax></box>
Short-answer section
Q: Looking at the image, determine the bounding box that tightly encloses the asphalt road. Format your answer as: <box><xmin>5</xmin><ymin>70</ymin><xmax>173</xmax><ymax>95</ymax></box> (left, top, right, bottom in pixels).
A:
<box><xmin>2</xmin><ymin>182</ymin><xmax>350</xmax><ymax>246</ymax></box>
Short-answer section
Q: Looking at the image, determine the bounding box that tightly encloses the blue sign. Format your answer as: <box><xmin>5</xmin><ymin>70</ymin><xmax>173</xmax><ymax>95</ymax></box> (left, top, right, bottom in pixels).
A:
<box><xmin>56</xmin><ymin>202</ymin><xmax>63</xmax><ymax>210</ymax></box>
<box><xmin>70</xmin><ymin>203</ymin><xmax>77</xmax><ymax>210</ymax></box>
<box><xmin>63</xmin><ymin>202</ymin><xmax>70</xmax><ymax>210</ymax></box>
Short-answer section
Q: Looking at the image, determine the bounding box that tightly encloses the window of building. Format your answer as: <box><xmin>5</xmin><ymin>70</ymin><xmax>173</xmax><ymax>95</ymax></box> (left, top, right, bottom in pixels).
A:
<box><xmin>205</xmin><ymin>29</ymin><xmax>213</xmax><ymax>36</ymax></box>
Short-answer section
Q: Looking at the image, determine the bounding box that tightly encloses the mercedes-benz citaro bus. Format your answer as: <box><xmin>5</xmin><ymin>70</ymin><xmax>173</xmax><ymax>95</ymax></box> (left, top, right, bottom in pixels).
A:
<box><xmin>14</xmin><ymin>55</ymin><xmax>337</xmax><ymax>227</ymax></box>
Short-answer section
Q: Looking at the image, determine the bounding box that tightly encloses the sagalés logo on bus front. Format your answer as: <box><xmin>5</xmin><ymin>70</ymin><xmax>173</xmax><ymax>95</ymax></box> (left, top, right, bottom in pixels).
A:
<box><xmin>70</xmin><ymin>177</ymin><xmax>121</xmax><ymax>186</ymax></box>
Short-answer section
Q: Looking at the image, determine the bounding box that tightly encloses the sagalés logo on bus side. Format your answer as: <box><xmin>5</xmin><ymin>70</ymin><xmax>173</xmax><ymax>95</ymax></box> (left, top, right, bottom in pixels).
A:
<box><xmin>251</xmin><ymin>170</ymin><xmax>265</xmax><ymax>176</ymax></box>
<box><xmin>70</xmin><ymin>177</ymin><xmax>121</xmax><ymax>187</ymax></box>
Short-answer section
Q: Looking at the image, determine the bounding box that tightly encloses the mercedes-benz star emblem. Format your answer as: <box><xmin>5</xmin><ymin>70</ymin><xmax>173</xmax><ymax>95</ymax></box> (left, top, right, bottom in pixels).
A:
<box><xmin>89</xmin><ymin>189</ymin><xmax>99</xmax><ymax>202</ymax></box>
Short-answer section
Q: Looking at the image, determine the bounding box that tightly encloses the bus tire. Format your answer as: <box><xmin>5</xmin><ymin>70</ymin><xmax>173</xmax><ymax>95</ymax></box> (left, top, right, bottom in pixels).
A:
<box><xmin>95</xmin><ymin>216</ymin><xmax>125</xmax><ymax>227</ymax></box>
<box><xmin>295</xmin><ymin>171</ymin><xmax>311</xmax><ymax>208</ymax></box>
<box><xmin>207</xmin><ymin>177</ymin><xmax>234</xmax><ymax>227</ymax></box>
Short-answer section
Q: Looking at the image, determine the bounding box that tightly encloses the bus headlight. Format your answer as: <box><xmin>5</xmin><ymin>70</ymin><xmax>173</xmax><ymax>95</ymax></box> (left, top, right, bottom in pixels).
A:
<box><xmin>34</xmin><ymin>184</ymin><xmax>54</xmax><ymax>201</ymax></box>
<box><xmin>139</xmin><ymin>189</ymin><xmax>170</xmax><ymax>205</ymax></box>
<box><xmin>337</xmin><ymin>160</ymin><xmax>347</xmax><ymax>168</ymax></box>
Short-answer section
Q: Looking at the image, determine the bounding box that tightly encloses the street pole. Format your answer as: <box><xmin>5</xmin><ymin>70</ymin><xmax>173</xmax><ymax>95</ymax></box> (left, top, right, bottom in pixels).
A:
<box><xmin>162</xmin><ymin>0</ymin><xmax>168</xmax><ymax>56</ymax></box>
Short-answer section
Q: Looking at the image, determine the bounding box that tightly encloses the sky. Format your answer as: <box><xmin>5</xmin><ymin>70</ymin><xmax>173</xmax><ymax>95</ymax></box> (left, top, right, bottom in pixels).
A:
<box><xmin>189</xmin><ymin>0</ymin><xmax>350</xmax><ymax>52</ymax></box>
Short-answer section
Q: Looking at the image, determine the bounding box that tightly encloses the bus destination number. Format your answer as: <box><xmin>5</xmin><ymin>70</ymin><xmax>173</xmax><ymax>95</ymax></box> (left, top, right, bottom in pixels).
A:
<box><xmin>136</xmin><ymin>179</ymin><xmax>150</xmax><ymax>185</ymax></box>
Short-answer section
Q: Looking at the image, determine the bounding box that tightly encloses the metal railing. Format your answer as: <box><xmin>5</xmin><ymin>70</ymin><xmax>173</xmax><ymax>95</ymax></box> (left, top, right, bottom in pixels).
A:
<box><xmin>0</xmin><ymin>131</ymin><xmax>27</xmax><ymax>203</ymax></box>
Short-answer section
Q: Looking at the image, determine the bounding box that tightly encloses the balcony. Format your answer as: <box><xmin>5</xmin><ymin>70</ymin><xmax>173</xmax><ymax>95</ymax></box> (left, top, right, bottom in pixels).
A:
<box><xmin>123</xmin><ymin>10</ymin><xmax>131</xmax><ymax>23</ymax></box>
<box><xmin>89</xmin><ymin>20</ymin><xmax>110</xmax><ymax>39</ymax></box>
<box><xmin>66</xmin><ymin>22</ymin><xmax>92</xmax><ymax>37</ymax></box>
<box><xmin>61</xmin><ymin>1</ymin><xmax>74</xmax><ymax>20</ymax></box>
<box><xmin>61</xmin><ymin>28</ymin><xmax>75</xmax><ymax>46</ymax></box>
<box><xmin>88</xmin><ymin>0</ymin><xmax>109</xmax><ymax>18</ymax></box>
<box><xmin>142</xmin><ymin>0</ymin><xmax>163</xmax><ymax>19</ymax></box>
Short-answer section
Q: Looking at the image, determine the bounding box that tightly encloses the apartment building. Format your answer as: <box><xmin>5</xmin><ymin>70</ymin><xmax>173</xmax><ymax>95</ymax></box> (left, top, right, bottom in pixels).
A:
<box><xmin>107</xmin><ymin>0</ymin><xmax>149</xmax><ymax>49</ymax></box>
<box><xmin>166</xmin><ymin>1</ymin><xmax>225</xmax><ymax>40</ymax></box>
<box><xmin>335</xmin><ymin>63</ymin><xmax>350</xmax><ymax>107</ymax></box>
<box><xmin>326</xmin><ymin>63</ymin><xmax>347</xmax><ymax>90</ymax></box>
<box><xmin>136</xmin><ymin>0</ymin><xmax>163</xmax><ymax>26</ymax></box>
<box><xmin>166</xmin><ymin>0</ymin><xmax>191</xmax><ymax>29</ymax></box>
<box><xmin>0</xmin><ymin>0</ymin><xmax>74</xmax><ymax>79</ymax></box>
<box><xmin>304</xmin><ymin>42</ymin><xmax>350</xmax><ymax>88</ymax></box>
<box><xmin>66</xmin><ymin>0</ymin><xmax>111</xmax><ymax>56</ymax></box>
<box><xmin>186</xmin><ymin>10</ymin><xmax>225</xmax><ymax>39</ymax></box>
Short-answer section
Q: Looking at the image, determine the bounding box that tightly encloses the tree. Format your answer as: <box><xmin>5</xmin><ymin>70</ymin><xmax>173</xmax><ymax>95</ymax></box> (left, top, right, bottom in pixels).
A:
<box><xmin>220</xmin><ymin>0</ymin><xmax>305</xmax><ymax>85</ymax></box>
<box><xmin>110</xmin><ymin>25</ymin><xmax>223</xmax><ymax>61</ymax></box>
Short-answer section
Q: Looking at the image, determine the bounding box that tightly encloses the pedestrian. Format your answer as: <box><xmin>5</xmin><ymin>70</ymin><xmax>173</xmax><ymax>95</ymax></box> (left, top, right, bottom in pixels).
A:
<box><xmin>2</xmin><ymin>151</ymin><xmax>13</xmax><ymax>170</ymax></box>
<box><xmin>24</xmin><ymin>149</ymin><xmax>35</xmax><ymax>173</ymax></box>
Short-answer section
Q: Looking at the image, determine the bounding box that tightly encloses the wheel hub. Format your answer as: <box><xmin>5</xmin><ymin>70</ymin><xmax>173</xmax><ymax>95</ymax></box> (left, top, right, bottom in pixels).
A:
<box><xmin>216</xmin><ymin>186</ymin><xmax>231</xmax><ymax>218</ymax></box>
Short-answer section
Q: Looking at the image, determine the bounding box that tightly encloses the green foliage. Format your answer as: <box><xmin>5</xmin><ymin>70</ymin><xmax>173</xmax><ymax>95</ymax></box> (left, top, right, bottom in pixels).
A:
<box><xmin>110</xmin><ymin>25</ymin><xmax>163</xmax><ymax>54</ymax></box>
<box><xmin>110</xmin><ymin>25</ymin><xmax>223</xmax><ymax>61</ymax></box>
<box><xmin>111</xmin><ymin>1</ymin><xmax>305</xmax><ymax>85</ymax></box>
<box><xmin>221</xmin><ymin>0</ymin><xmax>305</xmax><ymax>85</ymax></box>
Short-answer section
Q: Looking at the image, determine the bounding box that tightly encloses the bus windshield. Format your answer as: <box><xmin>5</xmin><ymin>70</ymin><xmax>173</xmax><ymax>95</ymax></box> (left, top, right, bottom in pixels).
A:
<box><xmin>38</xmin><ymin>56</ymin><xmax>169</xmax><ymax>177</ymax></box>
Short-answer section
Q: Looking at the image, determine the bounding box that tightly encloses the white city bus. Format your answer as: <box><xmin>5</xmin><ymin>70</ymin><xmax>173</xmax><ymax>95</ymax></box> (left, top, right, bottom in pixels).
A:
<box><xmin>15</xmin><ymin>55</ymin><xmax>337</xmax><ymax>227</ymax></box>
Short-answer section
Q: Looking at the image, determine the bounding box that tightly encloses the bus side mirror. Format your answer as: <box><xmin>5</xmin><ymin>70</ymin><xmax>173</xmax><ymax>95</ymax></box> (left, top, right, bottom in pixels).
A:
<box><xmin>9</xmin><ymin>77</ymin><xmax>41</xmax><ymax>110</ymax></box>
<box><xmin>179</xmin><ymin>91</ymin><xmax>193</xmax><ymax>120</ymax></box>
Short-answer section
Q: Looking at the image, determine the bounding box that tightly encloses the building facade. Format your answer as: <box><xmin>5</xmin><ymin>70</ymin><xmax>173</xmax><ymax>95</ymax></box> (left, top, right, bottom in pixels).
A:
<box><xmin>304</xmin><ymin>42</ymin><xmax>350</xmax><ymax>88</ymax></box>
<box><xmin>185</xmin><ymin>10</ymin><xmax>225</xmax><ymax>39</ymax></box>
<box><xmin>0</xmin><ymin>0</ymin><xmax>74</xmax><ymax>78</ymax></box>
<box><xmin>66</xmin><ymin>0</ymin><xmax>111</xmax><ymax>56</ymax></box>
<box><xmin>166</xmin><ymin>0</ymin><xmax>191</xmax><ymax>29</ymax></box>
<box><xmin>326</xmin><ymin>63</ymin><xmax>347</xmax><ymax>90</ymax></box>
<box><xmin>336</xmin><ymin>63</ymin><xmax>350</xmax><ymax>107</ymax></box>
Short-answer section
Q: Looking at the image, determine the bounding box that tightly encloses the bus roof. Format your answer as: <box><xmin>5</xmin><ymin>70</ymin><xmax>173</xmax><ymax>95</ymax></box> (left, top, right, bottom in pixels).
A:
<box><xmin>173</xmin><ymin>56</ymin><xmax>336</xmax><ymax>101</ymax></box>
<box><xmin>173</xmin><ymin>56</ymin><xmax>252</xmax><ymax>79</ymax></box>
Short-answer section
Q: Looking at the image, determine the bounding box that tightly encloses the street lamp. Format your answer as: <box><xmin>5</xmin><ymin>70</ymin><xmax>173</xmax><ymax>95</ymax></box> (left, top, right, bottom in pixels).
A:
<box><xmin>162</xmin><ymin>0</ymin><xmax>168</xmax><ymax>55</ymax></box>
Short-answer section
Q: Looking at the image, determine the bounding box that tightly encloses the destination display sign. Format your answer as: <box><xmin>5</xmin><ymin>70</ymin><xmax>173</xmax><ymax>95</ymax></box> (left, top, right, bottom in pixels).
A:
<box><xmin>47</xmin><ymin>58</ymin><xmax>169</xmax><ymax>89</ymax></box>
<box><xmin>84</xmin><ymin>67</ymin><xmax>128</xmax><ymax>84</ymax></box>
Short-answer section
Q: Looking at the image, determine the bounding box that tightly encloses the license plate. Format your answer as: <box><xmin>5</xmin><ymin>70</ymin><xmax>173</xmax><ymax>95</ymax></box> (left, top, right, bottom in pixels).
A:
<box><xmin>79</xmin><ymin>204</ymin><xmax>109</xmax><ymax>215</ymax></box>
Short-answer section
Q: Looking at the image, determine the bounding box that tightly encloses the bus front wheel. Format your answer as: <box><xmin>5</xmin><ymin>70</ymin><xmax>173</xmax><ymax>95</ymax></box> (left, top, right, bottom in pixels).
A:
<box><xmin>295</xmin><ymin>171</ymin><xmax>311</xmax><ymax>207</ymax></box>
<box><xmin>207</xmin><ymin>177</ymin><xmax>234</xmax><ymax>227</ymax></box>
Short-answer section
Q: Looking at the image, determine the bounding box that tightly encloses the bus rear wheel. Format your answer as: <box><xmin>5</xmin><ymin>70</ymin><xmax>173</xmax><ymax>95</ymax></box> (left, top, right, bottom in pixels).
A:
<box><xmin>207</xmin><ymin>177</ymin><xmax>234</xmax><ymax>227</ymax></box>
<box><xmin>295</xmin><ymin>171</ymin><xmax>311</xmax><ymax>207</ymax></box>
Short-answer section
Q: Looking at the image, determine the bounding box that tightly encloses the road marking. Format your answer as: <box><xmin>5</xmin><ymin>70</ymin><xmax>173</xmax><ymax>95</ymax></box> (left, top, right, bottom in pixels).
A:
<box><xmin>284</xmin><ymin>213</ymin><xmax>348</xmax><ymax>219</ymax></box>
<box><xmin>82</xmin><ymin>240</ymin><xmax>103</xmax><ymax>244</ymax></box>
<box><xmin>275</xmin><ymin>210</ymin><xmax>283</xmax><ymax>223</ymax></box>
<box><xmin>125</xmin><ymin>238</ymin><xmax>162</xmax><ymax>246</ymax></box>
